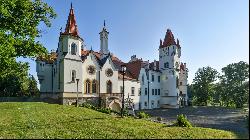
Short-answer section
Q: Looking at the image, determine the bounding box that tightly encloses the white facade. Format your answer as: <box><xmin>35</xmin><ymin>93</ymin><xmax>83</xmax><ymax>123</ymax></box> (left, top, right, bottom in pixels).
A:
<box><xmin>36</xmin><ymin>6</ymin><xmax>188</xmax><ymax>110</ymax></box>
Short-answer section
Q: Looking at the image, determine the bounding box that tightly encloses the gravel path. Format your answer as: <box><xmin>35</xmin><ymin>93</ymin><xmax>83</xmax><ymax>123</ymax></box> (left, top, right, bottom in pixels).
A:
<box><xmin>137</xmin><ymin>106</ymin><xmax>249</xmax><ymax>137</ymax></box>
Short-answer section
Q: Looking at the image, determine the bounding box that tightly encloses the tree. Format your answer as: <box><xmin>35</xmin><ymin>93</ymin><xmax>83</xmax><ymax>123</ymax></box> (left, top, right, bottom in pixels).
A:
<box><xmin>28</xmin><ymin>75</ymin><xmax>39</xmax><ymax>97</ymax></box>
<box><xmin>192</xmin><ymin>66</ymin><xmax>219</xmax><ymax>106</ymax></box>
<box><xmin>0</xmin><ymin>0</ymin><xmax>56</xmax><ymax>96</ymax></box>
<box><xmin>219</xmin><ymin>61</ymin><xmax>249</xmax><ymax>108</ymax></box>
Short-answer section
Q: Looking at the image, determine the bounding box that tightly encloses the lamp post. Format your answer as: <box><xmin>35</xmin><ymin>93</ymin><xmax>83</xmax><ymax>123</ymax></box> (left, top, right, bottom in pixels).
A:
<box><xmin>98</xmin><ymin>70</ymin><xmax>101</xmax><ymax>108</ymax></box>
<box><xmin>121</xmin><ymin>64</ymin><xmax>126</xmax><ymax>117</ymax></box>
<box><xmin>76</xmin><ymin>78</ymin><xmax>80</xmax><ymax>107</ymax></box>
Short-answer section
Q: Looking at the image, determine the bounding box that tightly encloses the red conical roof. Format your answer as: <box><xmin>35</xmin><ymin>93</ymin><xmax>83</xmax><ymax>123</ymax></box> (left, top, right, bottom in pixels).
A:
<box><xmin>61</xmin><ymin>3</ymin><xmax>79</xmax><ymax>37</ymax></box>
<box><xmin>160</xmin><ymin>29</ymin><xmax>176</xmax><ymax>48</ymax></box>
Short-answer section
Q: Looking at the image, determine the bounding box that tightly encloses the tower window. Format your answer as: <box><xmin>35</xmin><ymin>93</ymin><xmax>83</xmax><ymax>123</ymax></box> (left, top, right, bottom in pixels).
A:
<box><xmin>71</xmin><ymin>70</ymin><xmax>76</xmax><ymax>82</ymax></box>
<box><xmin>180</xmin><ymin>82</ymin><xmax>182</xmax><ymax>85</ymax></box>
<box><xmin>71</xmin><ymin>43</ymin><xmax>77</xmax><ymax>55</ymax></box>
<box><xmin>152</xmin><ymin>89</ymin><xmax>154</xmax><ymax>95</ymax></box>
<box><xmin>155</xmin><ymin>89</ymin><xmax>157</xmax><ymax>95</ymax></box>
<box><xmin>158</xmin><ymin>76</ymin><xmax>160</xmax><ymax>82</ymax></box>
<box><xmin>158</xmin><ymin>89</ymin><xmax>160</xmax><ymax>95</ymax></box>
<box><xmin>145</xmin><ymin>88</ymin><xmax>147</xmax><ymax>95</ymax></box>
<box><xmin>164</xmin><ymin>62</ymin><xmax>169</xmax><ymax>68</ymax></box>
<box><xmin>151</xmin><ymin>74</ymin><xmax>154</xmax><ymax>82</ymax></box>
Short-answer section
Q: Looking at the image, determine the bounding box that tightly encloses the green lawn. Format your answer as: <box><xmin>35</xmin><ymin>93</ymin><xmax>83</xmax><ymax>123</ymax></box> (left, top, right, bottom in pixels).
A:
<box><xmin>0</xmin><ymin>102</ymin><xmax>238</xmax><ymax>139</ymax></box>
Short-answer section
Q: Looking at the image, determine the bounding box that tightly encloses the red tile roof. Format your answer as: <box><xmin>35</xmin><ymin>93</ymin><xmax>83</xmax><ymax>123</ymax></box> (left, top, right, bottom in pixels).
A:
<box><xmin>125</xmin><ymin>60</ymin><xmax>143</xmax><ymax>80</ymax></box>
<box><xmin>61</xmin><ymin>4</ymin><xmax>80</xmax><ymax>38</ymax></box>
<box><xmin>180</xmin><ymin>62</ymin><xmax>185</xmax><ymax>71</ymax></box>
<box><xmin>160</xmin><ymin>29</ymin><xmax>180</xmax><ymax>49</ymax></box>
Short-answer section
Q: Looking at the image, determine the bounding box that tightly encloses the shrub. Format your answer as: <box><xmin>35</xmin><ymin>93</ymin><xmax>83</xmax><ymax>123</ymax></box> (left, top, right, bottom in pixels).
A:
<box><xmin>81</xmin><ymin>102</ymin><xmax>97</xmax><ymax>110</ymax></box>
<box><xmin>137</xmin><ymin>111</ymin><xmax>150</xmax><ymax>119</ymax></box>
<box><xmin>173</xmin><ymin>114</ymin><xmax>192</xmax><ymax>127</ymax></box>
<box><xmin>97</xmin><ymin>108</ymin><xmax>112</xmax><ymax>114</ymax></box>
<box><xmin>157</xmin><ymin>117</ymin><xmax>163</xmax><ymax>121</ymax></box>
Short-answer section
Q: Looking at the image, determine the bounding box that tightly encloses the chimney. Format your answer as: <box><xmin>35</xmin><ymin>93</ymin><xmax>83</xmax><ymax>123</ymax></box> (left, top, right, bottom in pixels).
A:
<box><xmin>154</xmin><ymin>60</ymin><xmax>156</xmax><ymax>70</ymax></box>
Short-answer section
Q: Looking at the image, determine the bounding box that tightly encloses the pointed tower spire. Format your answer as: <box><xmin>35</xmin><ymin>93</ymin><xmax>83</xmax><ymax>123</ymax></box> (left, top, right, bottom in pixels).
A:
<box><xmin>61</xmin><ymin>3</ymin><xmax>79</xmax><ymax>37</ymax></box>
<box><xmin>160</xmin><ymin>28</ymin><xmax>176</xmax><ymax>48</ymax></box>
<box><xmin>177</xmin><ymin>38</ymin><xmax>181</xmax><ymax>48</ymax></box>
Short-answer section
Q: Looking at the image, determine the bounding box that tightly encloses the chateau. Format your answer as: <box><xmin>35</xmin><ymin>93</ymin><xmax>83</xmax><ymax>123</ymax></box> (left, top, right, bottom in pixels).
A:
<box><xmin>36</xmin><ymin>5</ymin><xmax>188</xmax><ymax>111</ymax></box>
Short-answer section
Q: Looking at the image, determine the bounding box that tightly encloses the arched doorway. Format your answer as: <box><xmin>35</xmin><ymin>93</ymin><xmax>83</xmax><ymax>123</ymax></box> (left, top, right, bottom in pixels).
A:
<box><xmin>109</xmin><ymin>100</ymin><xmax>121</xmax><ymax>113</ymax></box>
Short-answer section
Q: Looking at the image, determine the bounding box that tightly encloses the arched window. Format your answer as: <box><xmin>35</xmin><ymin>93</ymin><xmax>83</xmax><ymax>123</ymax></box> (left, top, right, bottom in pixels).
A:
<box><xmin>92</xmin><ymin>80</ymin><xmax>97</xmax><ymax>94</ymax></box>
<box><xmin>85</xmin><ymin>79</ymin><xmax>91</xmax><ymax>94</ymax></box>
<box><xmin>72</xmin><ymin>70</ymin><xmax>76</xmax><ymax>82</ymax></box>
<box><xmin>107</xmin><ymin>80</ymin><xmax>112</xmax><ymax>94</ymax></box>
<box><xmin>71</xmin><ymin>43</ymin><xmax>77</xmax><ymax>55</ymax></box>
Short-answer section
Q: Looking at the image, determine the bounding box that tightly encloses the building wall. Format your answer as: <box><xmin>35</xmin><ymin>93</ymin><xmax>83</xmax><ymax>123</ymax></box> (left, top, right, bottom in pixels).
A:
<box><xmin>99</xmin><ymin>57</ymin><xmax>119</xmax><ymax>94</ymax></box>
<box><xmin>118</xmin><ymin>79</ymin><xmax>140</xmax><ymax>110</ymax></box>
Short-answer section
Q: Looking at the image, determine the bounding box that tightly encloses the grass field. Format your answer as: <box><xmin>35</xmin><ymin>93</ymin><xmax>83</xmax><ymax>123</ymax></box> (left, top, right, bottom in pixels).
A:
<box><xmin>0</xmin><ymin>102</ymin><xmax>239</xmax><ymax>139</ymax></box>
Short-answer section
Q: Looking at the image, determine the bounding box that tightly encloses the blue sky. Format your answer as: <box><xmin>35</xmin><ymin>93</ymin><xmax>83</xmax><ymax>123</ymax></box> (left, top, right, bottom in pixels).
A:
<box><xmin>18</xmin><ymin>0</ymin><xmax>249</xmax><ymax>86</ymax></box>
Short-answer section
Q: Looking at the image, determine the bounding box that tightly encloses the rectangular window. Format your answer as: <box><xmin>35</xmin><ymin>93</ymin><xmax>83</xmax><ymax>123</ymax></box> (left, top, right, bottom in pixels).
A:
<box><xmin>180</xmin><ymin>82</ymin><xmax>182</xmax><ymax>85</ymax></box>
<box><xmin>164</xmin><ymin>63</ymin><xmax>167</xmax><ymax>68</ymax></box>
<box><xmin>71</xmin><ymin>70</ymin><xmax>76</xmax><ymax>82</ymax></box>
<box><xmin>158</xmin><ymin>76</ymin><xmax>160</xmax><ymax>82</ymax></box>
<box><xmin>152</xmin><ymin>89</ymin><xmax>154</xmax><ymax>95</ymax></box>
<box><xmin>144</xmin><ymin>102</ymin><xmax>147</xmax><ymax>107</ymax></box>
<box><xmin>145</xmin><ymin>88</ymin><xmax>147</xmax><ymax>95</ymax></box>
<box><xmin>138</xmin><ymin>88</ymin><xmax>141</xmax><ymax>96</ymax></box>
<box><xmin>131</xmin><ymin>87</ymin><xmax>135</xmax><ymax>96</ymax></box>
<box><xmin>155</xmin><ymin>89</ymin><xmax>157</xmax><ymax>95</ymax></box>
<box><xmin>142</xmin><ymin>75</ymin><xmax>144</xmax><ymax>85</ymax></box>
<box><xmin>152</xmin><ymin>75</ymin><xmax>154</xmax><ymax>82</ymax></box>
<box><xmin>158</xmin><ymin>89</ymin><xmax>160</xmax><ymax>95</ymax></box>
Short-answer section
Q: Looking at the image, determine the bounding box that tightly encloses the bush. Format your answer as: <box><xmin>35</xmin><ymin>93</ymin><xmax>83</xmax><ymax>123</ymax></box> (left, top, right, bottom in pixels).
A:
<box><xmin>173</xmin><ymin>114</ymin><xmax>192</xmax><ymax>127</ymax></box>
<box><xmin>157</xmin><ymin>117</ymin><xmax>163</xmax><ymax>121</ymax></box>
<box><xmin>137</xmin><ymin>111</ymin><xmax>150</xmax><ymax>119</ymax></box>
<box><xmin>81</xmin><ymin>102</ymin><xmax>119</xmax><ymax>115</ymax></box>
<box><xmin>81</xmin><ymin>102</ymin><xmax>97</xmax><ymax>110</ymax></box>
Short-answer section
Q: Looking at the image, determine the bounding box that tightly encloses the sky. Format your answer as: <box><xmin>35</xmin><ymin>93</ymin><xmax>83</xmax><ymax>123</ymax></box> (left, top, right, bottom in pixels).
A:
<box><xmin>18</xmin><ymin>0</ymin><xmax>249</xmax><ymax>87</ymax></box>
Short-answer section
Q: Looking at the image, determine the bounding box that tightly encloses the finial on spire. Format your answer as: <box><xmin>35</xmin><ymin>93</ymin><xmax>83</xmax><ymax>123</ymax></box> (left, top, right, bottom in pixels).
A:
<box><xmin>71</xmin><ymin>2</ymin><xmax>73</xmax><ymax>9</ymax></box>
<box><xmin>90</xmin><ymin>46</ymin><xmax>93</xmax><ymax>51</ymax></box>
<box><xmin>104</xmin><ymin>20</ymin><xmax>106</xmax><ymax>27</ymax></box>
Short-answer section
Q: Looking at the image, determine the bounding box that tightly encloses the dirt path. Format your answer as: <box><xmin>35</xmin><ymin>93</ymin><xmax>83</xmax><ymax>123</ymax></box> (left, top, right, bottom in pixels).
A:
<box><xmin>138</xmin><ymin>106</ymin><xmax>249</xmax><ymax>137</ymax></box>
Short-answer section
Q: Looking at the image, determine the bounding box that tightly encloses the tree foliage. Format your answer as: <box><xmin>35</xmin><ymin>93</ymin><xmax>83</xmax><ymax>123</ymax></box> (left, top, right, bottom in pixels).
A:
<box><xmin>190</xmin><ymin>61</ymin><xmax>249</xmax><ymax>108</ymax></box>
<box><xmin>192</xmin><ymin>66</ymin><xmax>219</xmax><ymax>105</ymax></box>
<box><xmin>0</xmin><ymin>0</ymin><xmax>56</xmax><ymax>96</ymax></box>
<box><xmin>219</xmin><ymin>61</ymin><xmax>249</xmax><ymax>108</ymax></box>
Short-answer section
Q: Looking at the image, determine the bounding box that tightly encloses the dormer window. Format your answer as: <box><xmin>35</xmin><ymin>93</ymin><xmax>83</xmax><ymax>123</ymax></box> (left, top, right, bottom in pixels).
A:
<box><xmin>71</xmin><ymin>43</ymin><xmax>77</xmax><ymax>55</ymax></box>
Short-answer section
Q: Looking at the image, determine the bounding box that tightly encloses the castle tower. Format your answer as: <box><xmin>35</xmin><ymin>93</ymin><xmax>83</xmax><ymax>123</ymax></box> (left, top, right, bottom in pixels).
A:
<box><xmin>159</xmin><ymin>29</ymin><xmax>181</xmax><ymax>108</ymax></box>
<box><xmin>58</xmin><ymin>3</ymin><xmax>84</xmax><ymax>58</ymax></box>
<box><xmin>99</xmin><ymin>20</ymin><xmax>109</xmax><ymax>59</ymax></box>
<box><xmin>56</xmin><ymin>3</ymin><xmax>83</xmax><ymax>94</ymax></box>
<box><xmin>179</xmin><ymin>62</ymin><xmax>188</xmax><ymax>106</ymax></box>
